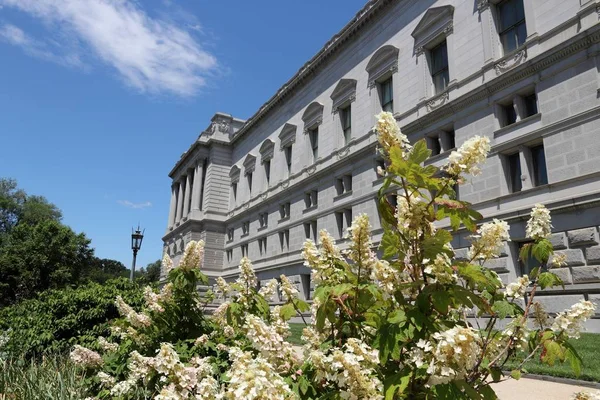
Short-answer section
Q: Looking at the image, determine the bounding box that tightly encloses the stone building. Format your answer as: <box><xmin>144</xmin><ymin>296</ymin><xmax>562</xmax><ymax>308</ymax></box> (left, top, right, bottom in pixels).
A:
<box><xmin>164</xmin><ymin>0</ymin><xmax>600</xmax><ymax>327</ymax></box>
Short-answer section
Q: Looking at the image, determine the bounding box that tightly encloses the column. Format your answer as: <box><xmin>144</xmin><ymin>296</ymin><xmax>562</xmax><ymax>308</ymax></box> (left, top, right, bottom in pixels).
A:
<box><xmin>478</xmin><ymin>1</ymin><xmax>497</xmax><ymax>65</ymax></box>
<box><xmin>191</xmin><ymin>159</ymin><xmax>204</xmax><ymax>211</ymax></box>
<box><xmin>168</xmin><ymin>185</ymin><xmax>177</xmax><ymax>229</ymax></box>
<box><xmin>182</xmin><ymin>173</ymin><xmax>192</xmax><ymax>220</ymax></box>
<box><xmin>175</xmin><ymin>179</ymin><xmax>184</xmax><ymax>224</ymax></box>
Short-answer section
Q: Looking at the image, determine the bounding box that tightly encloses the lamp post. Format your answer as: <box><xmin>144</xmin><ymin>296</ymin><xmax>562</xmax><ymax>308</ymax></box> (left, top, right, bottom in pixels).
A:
<box><xmin>130</xmin><ymin>226</ymin><xmax>144</xmax><ymax>281</ymax></box>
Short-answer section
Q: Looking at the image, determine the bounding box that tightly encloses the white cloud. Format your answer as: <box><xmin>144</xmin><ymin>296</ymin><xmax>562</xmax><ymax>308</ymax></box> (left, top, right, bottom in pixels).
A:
<box><xmin>118</xmin><ymin>200</ymin><xmax>152</xmax><ymax>209</ymax></box>
<box><xmin>0</xmin><ymin>0</ymin><xmax>218</xmax><ymax>96</ymax></box>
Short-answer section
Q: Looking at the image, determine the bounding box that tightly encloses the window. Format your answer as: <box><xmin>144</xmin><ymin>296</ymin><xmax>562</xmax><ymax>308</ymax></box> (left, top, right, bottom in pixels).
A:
<box><xmin>227</xmin><ymin>228</ymin><xmax>234</xmax><ymax>242</ymax></box>
<box><xmin>498</xmin><ymin>0</ymin><xmax>527</xmax><ymax>54</ymax></box>
<box><xmin>375</xmin><ymin>157</ymin><xmax>386</xmax><ymax>178</ymax></box>
<box><xmin>341</xmin><ymin>105</ymin><xmax>352</xmax><ymax>145</ymax></box>
<box><xmin>523</xmin><ymin>93</ymin><xmax>538</xmax><ymax>118</ymax></box>
<box><xmin>427</xmin><ymin>136</ymin><xmax>442</xmax><ymax>156</ymax></box>
<box><xmin>258</xmin><ymin>237</ymin><xmax>267</xmax><ymax>255</ymax></box>
<box><xmin>380</xmin><ymin>77</ymin><xmax>394</xmax><ymax>113</ymax></box>
<box><xmin>279</xmin><ymin>230</ymin><xmax>290</xmax><ymax>251</ymax></box>
<box><xmin>507</xmin><ymin>152</ymin><xmax>522</xmax><ymax>193</ymax></box>
<box><xmin>304</xmin><ymin>190</ymin><xmax>318</xmax><ymax>209</ymax></box>
<box><xmin>336</xmin><ymin>209</ymin><xmax>353</xmax><ymax>238</ymax></box>
<box><xmin>517</xmin><ymin>241</ymin><xmax>540</xmax><ymax>275</ymax></box>
<box><xmin>284</xmin><ymin>145</ymin><xmax>293</xmax><ymax>176</ymax></box>
<box><xmin>264</xmin><ymin>160</ymin><xmax>271</xmax><ymax>186</ymax></box>
<box><xmin>386</xmin><ymin>193</ymin><xmax>398</xmax><ymax>208</ymax></box>
<box><xmin>242</xmin><ymin>221</ymin><xmax>250</xmax><ymax>236</ymax></box>
<box><xmin>501</xmin><ymin>103</ymin><xmax>517</xmax><ymax>127</ymax></box>
<box><xmin>304</xmin><ymin>220</ymin><xmax>317</xmax><ymax>241</ymax></box>
<box><xmin>226</xmin><ymin>249</ymin><xmax>233</xmax><ymax>262</ymax></box>
<box><xmin>445</xmin><ymin>129</ymin><xmax>456</xmax><ymax>150</ymax></box>
<box><xmin>231</xmin><ymin>182</ymin><xmax>238</xmax><ymax>202</ymax></box>
<box><xmin>259</xmin><ymin>212</ymin><xmax>268</xmax><ymax>228</ymax></box>
<box><xmin>279</xmin><ymin>202</ymin><xmax>291</xmax><ymax>220</ymax></box>
<box><xmin>309</xmin><ymin>127</ymin><xmax>319</xmax><ymax>161</ymax></box>
<box><xmin>431</xmin><ymin>41</ymin><xmax>449</xmax><ymax>95</ymax></box>
<box><xmin>335</xmin><ymin>175</ymin><xmax>353</xmax><ymax>196</ymax></box>
<box><xmin>530</xmin><ymin>145</ymin><xmax>548</xmax><ymax>186</ymax></box>
<box><xmin>241</xmin><ymin>244</ymin><xmax>249</xmax><ymax>257</ymax></box>
<box><xmin>247</xmin><ymin>172</ymin><xmax>253</xmax><ymax>195</ymax></box>
<box><xmin>427</xmin><ymin>129</ymin><xmax>455</xmax><ymax>156</ymax></box>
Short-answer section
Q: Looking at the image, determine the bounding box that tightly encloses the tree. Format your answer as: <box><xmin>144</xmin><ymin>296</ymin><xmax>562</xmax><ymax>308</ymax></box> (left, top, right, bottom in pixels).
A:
<box><xmin>137</xmin><ymin>259</ymin><xmax>161</xmax><ymax>284</ymax></box>
<box><xmin>0</xmin><ymin>178</ymin><xmax>26</xmax><ymax>240</ymax></box>
<box><xmin>20</xmin><ymin>195</ymin><xmax>62</xmax><ymax>226</ymax></box>
<box><xmin>0</xmin><ymin>220</ymin><xmax>94</xmax><ymax>306</ymax></box>
<box><xmin>82</xmin><ymin>257</ymin><xmax>129</xmax><ymax>284</ymax></box>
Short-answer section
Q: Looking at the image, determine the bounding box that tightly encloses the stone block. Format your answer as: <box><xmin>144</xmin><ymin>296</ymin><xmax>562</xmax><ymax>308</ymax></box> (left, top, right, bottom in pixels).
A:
<box><xmin>549</xmin><ymin>267</ymin><xmax>572</xmax><ymax>285</ymax></box>
<box><xmin>586</xmin><ymin>246</ymin><xmax>600</xmax><ymax>265</ymax></box>
<box><xmin>568</xmin><ymin>227</ymin><xmax>598</xmax><ymax>247</ymax></box>
<box><xmin>571</xmin><ymin>266</ymin><xmax>600</xmax><ymax>283</ymax></box>
<box><xmin>454</xmin><ymin>248</ymin><xmax>469</xmax><ymax>261</ymax></box>
<box><xmin>536</xmin><ymin>294</ymin><xmax>584</xmax><ymax>313</ymax></box>
<box><xmin>553</xmin><ymin>249</ymin><xmax>585</xmax><ymax>267</ymax></box>
<box><xmin>549</xmin><ymin>232</ymin><xmax>567</xmax><ymax>250</ymax></box>
<box><xmin>589</xmin><ymin>294</ymin><xmax>600</xmax><ymax>316</ymax></box>
<box><xmin>482</xmin><ymin>257</ymin><xmax>509</xmax><ymax>272</ymax></box>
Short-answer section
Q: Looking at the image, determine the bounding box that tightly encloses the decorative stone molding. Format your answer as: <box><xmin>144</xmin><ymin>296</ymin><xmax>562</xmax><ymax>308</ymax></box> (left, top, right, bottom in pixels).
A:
<box><xmin>242</xmin><ymin>154</ymin><xmax>256</xmax><ymax>176</ymax></box>
<box><xmin>306</xmin><ymin>165</ymin><xmax>317</xmax><ymax>175</ymax></box>
<box><xmin>336</xmin><ymin>147</ymin><xmax>351</xmax><ymax>160</ymax></box>
<box><xmin>366</xmin><ymin>45</ymin><xmax>400</xmax><ymax>87</ymax></box>
<box><xmin>259</xmin><ymin>139</ymin><xmax>275</xmax><ymax>164</ymax></box>
<box><xmin>411</xmin><ymin>6</ymin><xmax>454</xmax><ymax>54</ymax></box>
<box><xmin>302</xmin><ymin>102</ymin><xmax>324</xmax><ymax>133</ymax></box>
<box><xmin>494</xmin><ymin>48</ymin><xmax>528</xmax><ymax>75</ymax></box>
<box><xmin>229</xmin><ymin>165</ymin><xmax>241</xmax><ymax>184</ymax></box>
<box><xmin>330</xmin><ymin>79</ymin><xmax>357</xmax><ymax>113</ymax></box>
<box><xmin>279</xmin><ymin>123</ymin><xmax>297</xmax><ymax>149</ymax></box>
<box><xmin>426</xmin><ymin>91</ymin><xmax>449</xmax><ymax>111</ymax></box>
<box><xmin>477</xmin><ymin>0</ymin><xmax>490</xmax><ymax>12</ymax></box>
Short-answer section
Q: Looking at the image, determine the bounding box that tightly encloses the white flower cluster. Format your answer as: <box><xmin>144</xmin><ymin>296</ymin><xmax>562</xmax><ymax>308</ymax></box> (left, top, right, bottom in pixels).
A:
<box><xmin>97</xmin><ymin>371</ymin><xmax>116</xmax><ymax>387</ymax></box>
<box><xmin>237</xmin><ymin>257</ymin><xmax>258</xmax><ymax>289</ymax></box>
<box><xmin>215</xmin><ymin>277</ymin><xmax>232</xmax><ymax>299</ymax></box>
<box><xmin>373</xmin><ymin>111</ymin><xmax>411</xmax><ymax>157</ymax></box>
<box><xmin>526</xmin><ymin>203</ymin><xmax>552</xmax><ymax>240</ymax></box>
<box><xmin>258</xmin><ymin>278</ymin><xmax>278</xmax><ymax>300</ymax></box>
<box><xmin>505</xmin><ymin>275</ymin><xmax>530</xmax><ymax>299</ymax></box>
<box><xmin>573</xmin><ymin>391</ymin><xmax>600</xmax><ymax>400</ymax></box>
<box><xmin>446</xmin><ymin>135</ymin><xmax>490</xmax><ymax>177</ymax></box>
<box><xmin>467</xmin><ymin>219</ymin><xmax>510</xmax><ymax>261</ymax></box>
<box><xmin>302</xmin><ymin>230</ymin><xmax>345</xmax><ymax>285</ymax></box>
<box><xmin>424</xmin><ymin>253</ymin><xmax>457</xmax><ymax>285</ymax></box>
<box><xmin>396</xmin><ymin>193</ymin><xmax>433</xmax><ymax>237</ymax></box>
<box><xmin>115</xmin><ymin>295</ymin><xmax>151</xmax><ymax>328</ymax></box>
<box><xmin>426</xmin><ymin>326</ymin><xmax>482</xmax><ymax>386</ymax></box>
<box><xmin>223</xmin><ymin>347</ymin><xmax>294</xmax><ymax>400</ymax></box>
<box><xmin>69</xmin><ymin>345</ymin><xmax>104</xmax><ymax>368</ymax></box>
<box><xmin>310</xmin><ymin>338</ymin><xmax>383</xmax><ymax>400</ymax></box>
<box><xmin>97</xmin><ymin>336</ymin><xmax>118</xmax><ymax>352</ymax></box>
<box><xmin>144</xmin><ymin>283</ymin><xmax>173</xmax><ymax>313</ymax></box>
<box><xmin>180</xmin><ymin>240</ymin><xmax>205</xmax><ymax>271</ymax></box>
<box><xmin>279</xmin><ymin>274</ymin><xmax>299</xmax><ymax>302</ymax></box>
<box><xmin>550</xmin><ymin>252</ymin><xmax>568</xmax><ymax>268</ymax></box>
<box><xmin>552</xmin><ymin>300</ymin><xmax>596</xmax><ymax>339</ymax></box>
<box><xmin>162</xmin><ymin>253</ymin><xmax>174</xmax><ymax>275</ymax></box>
<box><xmin>243</xmin><ymin>314</ymin><xmax>299</xmax><ymax>372</ymax></box>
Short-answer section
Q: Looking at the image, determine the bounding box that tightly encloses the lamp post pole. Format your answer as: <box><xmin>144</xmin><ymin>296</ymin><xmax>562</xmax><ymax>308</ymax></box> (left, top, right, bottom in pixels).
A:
<box><xmin>130</xmin><ymin>226</ymin><xmax>144</xmax><ymax>282</ymax></box>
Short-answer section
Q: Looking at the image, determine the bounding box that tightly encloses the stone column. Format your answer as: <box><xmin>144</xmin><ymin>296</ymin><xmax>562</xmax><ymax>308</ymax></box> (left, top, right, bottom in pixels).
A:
<box><xmin>477</xmin><ymin>1</ymin><xmax>497</xmax><ymax>65</ymax></box>
<box><xmin>175</xmin><ymin>179</ymin><xmax>184</xmax><ymax>224</ymax></box>
<box><xmin>182</xmin><ymin>173</ymin><xmax>192</xmax><ymax>220</ymax></box>
<box><xmin>168</xmin><ymin>185</ymin><xmax>177</xmax><ymax>229</ymax></box>
<box><xmin>191</xmin><ymin>159</ymin><xmax>204</xmax><ymax>211</ymax></box>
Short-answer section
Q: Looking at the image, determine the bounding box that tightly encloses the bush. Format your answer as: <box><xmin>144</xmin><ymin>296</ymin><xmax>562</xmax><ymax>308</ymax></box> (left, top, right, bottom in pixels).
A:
<box><xmin>0</xmin><ymin>278</ymin><xmax>143</xmax><ymax>359</ymax></box>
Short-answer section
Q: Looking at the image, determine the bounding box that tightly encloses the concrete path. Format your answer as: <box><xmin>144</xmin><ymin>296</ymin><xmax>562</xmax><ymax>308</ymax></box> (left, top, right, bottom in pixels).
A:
<box><xmin>490</xmin><ymin>377</ymin><xmax>596</xmax><ymax>399</ymax></box>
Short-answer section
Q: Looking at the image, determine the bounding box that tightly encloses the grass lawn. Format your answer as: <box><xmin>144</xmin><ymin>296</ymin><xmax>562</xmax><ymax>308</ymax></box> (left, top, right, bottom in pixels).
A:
<box><xmin>288</xmin><ymin>324</ymin><xmax>600</xmax><ymax>382</ymax></box>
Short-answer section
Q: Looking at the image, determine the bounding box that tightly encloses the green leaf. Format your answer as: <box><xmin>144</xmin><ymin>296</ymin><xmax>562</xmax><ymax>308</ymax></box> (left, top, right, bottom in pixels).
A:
<box><xmin>492</xmin><ymin>300</ymin><xmax>516</xmax><ymax>319</ymax></box>
<box><xmin>532</xmin><ymin>239</ymin><xmax>553</xmax><ymax>264</ymax></box>
<box><xmin>489</xmin><ymin>367</ymin><xmax>502</xmax><ymax>382</ymax></box>
<box><xmin>431</xmin><ymin>290</ymin><xmax>451</xmax><ymax>314</ymax></box>
<box><xmin>279</xmin><ymin>303</ymin><xmax>296</xmax><ymax>320</ymax></box>
<box><xmin>541</xmin><ymin>340</ymin><xmax>564</xmax><ymax>366</ymax></box>
<box><xmin>387</xmin><ymin>310</ymin><xmax>406</xmax><ymax>324</ymax></box>
<box><xmin>537</xmin><ymin>272</ymin><xmax>564</xmax><ymax>290</ymax></box>
<box><xmin>563</xmin><ymin>341</ymin><xmax>583</xmax><ymax>377</ymax></box>
<box><xmin>380</xmin><ymin>231</ymin><xmax>401</xmax><ymax>260</ymax></box>
<box><xmin>408</xmin><ymin>139</ymin><xmax>431</xmax><ymax>164</ymax></box>
<box><xmin>510</xmin><ymin>370</ymin><xmax>522</xmax><ymax>380</ymax></box>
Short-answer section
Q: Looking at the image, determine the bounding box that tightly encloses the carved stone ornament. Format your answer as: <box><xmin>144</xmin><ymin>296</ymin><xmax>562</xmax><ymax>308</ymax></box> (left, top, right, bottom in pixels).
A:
<box><xmin>303</xmin><ymin>116</ymin><xmax>323</xmax><ymax>134</ymax></box>
<box><xmin>426</xmin><ymin>92</ymin><xmax>449</xmax><ymax>112</ymax></box>
<box><xmin>219</xmin><ymin>120</ymin><xmax>230</xmax><ymax>133</ymax></box>
<box><xmin>261</xmin><ymin>192</ymin><xmax>268</xmax><ymax>201</ymax></box>
<box><xmin>282</xmin><ymin>180</ymin><xmax>290</xmax><ymax>189</ymax></box>
<box><xmin>494</xmin><ymin>48</ymin><xmax>527</xmax><ymax>75</ymax></box>
<box><xmin>337</xmin><ymin>147</ymin><xmax>351</xmax><ymax>160</ymax></box>
<box><xmin>477</xmin><ymin>0</ymin><xmax>490</xmax><ymax>12</ymax></box>
<box><xmin>306</xmin><ymin>165</ymin><xmax>317</xmax><ymax>175</ymax></box>
<box><xmin>444</xmin><ymin>24</ymin><xmax>453</xmax><ymax>35</ymax></box>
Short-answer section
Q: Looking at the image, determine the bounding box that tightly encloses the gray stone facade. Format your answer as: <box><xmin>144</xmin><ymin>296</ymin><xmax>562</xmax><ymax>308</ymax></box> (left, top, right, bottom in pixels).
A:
<box><xmin>164</xmin><ymin>0</ymin><xmax>600</xmax><ymax>327</ymax></box>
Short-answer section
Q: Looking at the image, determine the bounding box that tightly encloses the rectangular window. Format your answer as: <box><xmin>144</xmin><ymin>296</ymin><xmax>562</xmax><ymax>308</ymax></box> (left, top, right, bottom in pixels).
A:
<box><xmin>530</xmin><ymin>145</ymin><xmax>548</xmax><ymax>186</ymax></box>
<box><xmin>523</xmin><ymin>93</ymin><xmax>538</xmax><ymax>118</ymax></box>
<box><xmin>264</xmin><ymin>160</ymin><xmax>271</xmax><ymax>186</ymax></box>
<box><xmin>226</xmin><ymin>249</ymin><xmax>233</xmax><ymax>262</ymax></box>
<box><xmin>445</xmin><ymin>129</ymin><xmax>456</xmax><ymax>150</ymax></box>
<box><xmin>227</xmin><ymin>228</ymin><xmax>234</xmax><ymax>242</ymax></box>
<box><xmin>279</xmin><ymin>202</ymin><xmax>291</xmax><ymax>220</ymax></box>
<box><xmin>498</xmin><ymin>0</ymin><xmax>527</xmax><ymax>54</ymax></box>
<box><xmin>242</xmin><ymin>221</ymin><xmax>250</xmax><ymax>236</ymax></box>
<box><xmin>431</xmin><ymin>41</ymin><xmax>449</xmax><ymax>95</ymax></box>
<box><xmin>335</xmin><ymin>174</ymin><xmax>353</xmax><ymax>196</ymax></box>
<box><xmin>309</xmin><ymin>127</ymin><xmax>319</xmax><ymax>161</ymax></box>
<box><xmin>341</xmin><ymin>105</ymin><xmax>352</xmax><ymax>145</ymax></box>
<box><xmin>501</xmin><ymin>103</ymin><xmax>517</xmax><ymax>127</ymax></box>
<box><xmin>241</xmin><ymin>244</ymin><xmax>248</xmax><ymax>257</ymax></box>
<box><xmin>375</xmin><ymin>158</ymin><xmax>386</xmax><ymax>178</ymax></box>
<box><xmin>259</xmin><ymin>212</ymin><xmax>268</xmax><ymax>228</ymax></box>
<box><xmin>259</xmin><ymin>237</ymin><xmax>267</xmax><ymax>256</ymax></box>
<box><xmin>279</xmin><ymin>230</ymin><xmax>290</xmax><ymax>251</ymax></box>
<box><xmin>427</xmin><ymin>135</ymin><xmax>442</xmax><ymax>156</ymax></box>
<box><xmin>304</xmin><ymin>190</ymin><xmax>318</xmax><ymax>209</ymax></box>
<box><xmin>231</xmin><ymin>182</ymin><xmax>237</xmax><ymax>202</ymax></box>
<box><xmin>380</xmin><ymin>77</ymin><xmax>394</xmax><ymax>113</ymax></box>
<box><xmin>247</xmin><ymin>172</ymin><xmax>253</xmax><ymax>195</ymax></box>
<box><xmin>507</xmin><ymin>152</ymin><xmax>522</xmax><ymax>193</ymax></box>
<box><xmin>284</xmin><ymin>146</ymin><xmax>293</xmax><ymax>176</ymax></box>
<box><xmin>336</xmin><ymin>209</ymin><xmax>353</xmax><ymax>238</ymax></box>
<box><xmin>304</xmin><ymin>221</ymin><xmax>317</xmax><ymax>240</ymax></box>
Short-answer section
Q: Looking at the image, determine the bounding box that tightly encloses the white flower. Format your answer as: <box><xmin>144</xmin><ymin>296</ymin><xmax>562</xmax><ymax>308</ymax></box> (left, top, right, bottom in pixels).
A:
<box><xmin>279</xmin><ymin>275</ymin><xmax>299</xmax><ymax>302</ymax></box>
<box><xmin>243</xmin><ymin>314</ymin><xmax>299</xmax><ymax>372</ymax></box>
<box><xmin>111</xmin><ymin>379</ymin><xmax>135</xmax><ymax>396</ymax></box>
<box><xmin>154</xmin><ymin>342</ymin><xmax>181</xmax><ymax>375</ymax></box>
<box><xmin>115</xmin><ymin>296</ymin><xmax>151</xmax><ymax>328</ymax></box>
<box><xmin>97</xmin><ymin>336</ymin><xmax>118</xmax><ymax>353</ymax></box>
<box><xmin>69</xmin><ymin>345</ymin><xmax>103</xmax><ymax>368</ymax></box>
<box><xmin>97</xmin><ymin>371</ymin><xmax>115</xmax><ymax>387</ymax></box>
<box><xmin>258</xmin><ymin>278</ymin><xmax>278</xmax><ymax>300</ymax></box>
<box><xmin>573</xmin><ymin>391</ymin><xmax>600</xmax><ymax>400</ymax></box>
<box><xmin>237</xmin><ymin>257</ymin><xmax>258</xmax><ymax>289</ymax></box>
<box><xmin>505</xmin><ymin>275</ymin><xmax>530</xmax><ymax>299</ymax></box>
<box><xmin>195</xmin><ymin>334</ymin><xmax>209</xmax><ymax>346</ymax></box>
<box><xmin>552</xmin><ymin>300</ymin><xmax>596</xmax><ymax>339</ymax></box>
<box><xmin>468</xmin><ymin>219</ymin><xmax>510</xmax><ymax>260</ymax></box>
<box><xmin>180</xmin><ymin>240</ymin><xmax>205</xmax><ymax>271</ymax></box>
<box><xmin>215</xmin><ymin>277</ymin><xmax>232</xmax><ymax>298</ymax></box>
<box><xmin>526</xmin><ymin>203</ymin><xmax>552</xmax><ymax>240</ymax></box>
<box><xmin>427</xmin><ymin>326</ymin><xmax>482</xmax><ymax>386</ymax></box>
<box><xmin>144</xmin><ymin>283</ymin><xmax>173</xmax><ymax>313</ymax></box>
<box><xmin>373</xmin><ymin>111</ymin><xmax>411</xmax><ymax>157</ymax></box>
<box><xmin>162</xmin><ymin>253</ymin><xmax>174</xmax><ymax>275</ymax></box>
<box><xmin>446</xmin><ymin>135</ymin><xmax>490</xmax><ymax>177</ymax></box>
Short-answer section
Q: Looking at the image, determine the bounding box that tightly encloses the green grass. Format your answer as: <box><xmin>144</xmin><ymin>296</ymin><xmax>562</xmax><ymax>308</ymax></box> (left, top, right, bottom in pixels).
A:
<box><xmin>288</xmin><ymin>323</ymin><xmax>306</xmax><ymax>345</ymax></box>
<box><xmin>0</xmin><ymin>355</ymin><xmax>88</xmax><ymax>400</ymax></box>
<box><xmin>504</xmin><ymin>333</ymin><xmax>600</xmax><ymax>382</ymax></box>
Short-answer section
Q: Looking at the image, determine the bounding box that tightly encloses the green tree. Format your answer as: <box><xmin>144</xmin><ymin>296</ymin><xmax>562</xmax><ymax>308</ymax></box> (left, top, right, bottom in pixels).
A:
<box><xmin>0</xmin><ymin>178</ymin><xmax>26</xmax><ymax>240</ymax></box>
<box><xmin>20</xmin><ymin>195</ymin><xmax>62</xmax><ymax>226</ymax></box>
<box><xmin>82</xmin><ymin>257</ymin><xmax>129</xmax><ymax>284</ymax></box>
<box><xmin>0</xmin><ymin>220</ymin><xmax>94</xmax><ymax>306</ymax></box>
<box><xmin>137</xmin><ymin>259</ymin><xmax>161</xmax><ymax>284</ymax></box>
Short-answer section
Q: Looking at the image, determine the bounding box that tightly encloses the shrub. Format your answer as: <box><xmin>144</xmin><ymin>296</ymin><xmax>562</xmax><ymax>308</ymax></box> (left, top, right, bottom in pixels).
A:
<box><xmin>0</xmin><ymin>278</ymin><xmax>143</xmax><ymax>359</ymax></box>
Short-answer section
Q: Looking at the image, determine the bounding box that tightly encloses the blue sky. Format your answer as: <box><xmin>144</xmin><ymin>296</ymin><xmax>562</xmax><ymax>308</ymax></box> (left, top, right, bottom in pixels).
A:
<box><xmin>0</xmin><ymin>0</ymin><xmax>367</xmax><ymax>269</ymax></box>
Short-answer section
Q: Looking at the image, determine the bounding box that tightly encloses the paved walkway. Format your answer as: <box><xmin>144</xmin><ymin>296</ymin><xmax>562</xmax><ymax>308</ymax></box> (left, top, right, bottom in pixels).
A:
<box><xmin>490</xmin><ymin>377</ymin><xmax>596</xmax><ymax>399</ymax></box>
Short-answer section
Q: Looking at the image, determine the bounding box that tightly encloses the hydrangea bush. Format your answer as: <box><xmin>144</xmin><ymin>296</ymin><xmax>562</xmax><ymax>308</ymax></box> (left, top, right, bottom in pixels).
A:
<box><xmin>72</xmin><ymin>112</ymin><xmax>596</xmax><ymax>399</ymax></box>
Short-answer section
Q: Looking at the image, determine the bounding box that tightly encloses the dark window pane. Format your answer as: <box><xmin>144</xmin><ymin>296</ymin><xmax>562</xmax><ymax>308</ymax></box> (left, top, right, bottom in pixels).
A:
<box><xmin>431</xmin><ymin>42</ymin><xmax>448</xmax><ymax>74</ymax></box>
<box><xmin>516</xmin><ymin>22</ymin><xmax>527</xmax><ymax>47</ymax></box>
<box><xmin>502</xmin><ymin>104</ymin><xmax>517</xmax><ymax>126</ymax></box>
<box><xmin>498</xmin><ymin>0</ymin><xmax>527</xmax><ymax>53</ymax></box>
<box><xmin>508</xmin><ymin>153</ymin><xmax>522</xmax><ymax>192</ymax></box>
<box><xmin>429</xmin><ymin>136</ymin><xmax>441</xmax><ymax>156</ymax></box>
<box><xmin>381</xmin><ymin>78</ymin><xmax>393</xmax><ymax>112</ymax></box>
<box><xmin>447</xmin><ymin>130</ymin><xmax>456</xmax><ymax>149</ymax></box>
<box><xmin>531</xmin><ymin>145</ymin><xmax>548</xmax><ymax>186</ymax></box>
<box><xmin>523</xmin><ymin>93</ymin><xmax>538</xmax><ymax>117</ymax></box>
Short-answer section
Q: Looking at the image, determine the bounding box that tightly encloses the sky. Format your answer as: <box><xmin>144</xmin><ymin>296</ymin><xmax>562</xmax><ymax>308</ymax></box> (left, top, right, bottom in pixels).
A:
<box><xmin>0</xmin><ymin>0</ymin><xmax>368</xmax><ymax>269</ymax></box>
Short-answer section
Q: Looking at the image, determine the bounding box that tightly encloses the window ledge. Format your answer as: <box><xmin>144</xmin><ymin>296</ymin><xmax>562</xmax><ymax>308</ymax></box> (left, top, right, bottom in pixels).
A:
<box><xmin>334</xmin><ymin>191</ymin><xmax>353</xmax><ymax>201</ymax></box>
<box><xmin>494</xmin><ymin>113</ymin><xmax>541</xmax><ymax>138</ymax></box>
<box><xmin>278</xmin><ymin>216</ymin><xmax>290</xmax><ymax>223</ymax></box>
<box><xmin>241</xmin><ymin>233</ymin><xmax>249</xmax><ymax>238</ymax></box>
<box><xmin>303</xmin><ymin>205</ymin><xmax>318</xmax><ymax>214</ymax></box>
<box><xmin>424</xmin><ymin>147</ymin><xmax>456</xmax><ymax>165</ymax></box>
<box><xmin>257</xmin><ymin>225</ymin><xmax>268</xmax><ymax>232</ymax></box>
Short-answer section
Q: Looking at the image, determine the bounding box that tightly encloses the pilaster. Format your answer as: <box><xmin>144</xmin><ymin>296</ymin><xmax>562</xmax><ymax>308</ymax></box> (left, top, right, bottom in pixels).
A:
<box><xmin>182</xmin><ymin>172</ymin><xmax>192</xmax><ymax>220</ymax></box>
<box><xmin>168</xmin><ymin>185</ymin><xmax>177</xmax><ymax>229</ymax></box>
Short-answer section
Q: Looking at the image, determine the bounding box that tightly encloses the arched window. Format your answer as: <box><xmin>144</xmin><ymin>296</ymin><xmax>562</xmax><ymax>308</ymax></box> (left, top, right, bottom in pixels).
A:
<box><xmin>331</xmin><ymin>79</ymin><xmax>357</xmax><ymax>146</ymax></box>
<box><xmin>366</xmin><ymin>45</ymin><xmax>399</xmax><ymax>113</ymax></box>
<box><xmin>302</xmin><ymin>102</ymin><xmax>324</xmax><ymax>163</ymax></box>
<box><xmin>259</xmin><ymin>139</ymin><xmax>275</xmax><ymax>187</ymax></box>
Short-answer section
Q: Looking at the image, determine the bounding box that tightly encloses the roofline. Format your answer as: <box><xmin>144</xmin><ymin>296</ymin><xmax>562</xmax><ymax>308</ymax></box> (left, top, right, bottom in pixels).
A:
<box><xmin>230</xmin><ymin>0</ymin><xmax>393</xmax><ymax>144</ymax></box>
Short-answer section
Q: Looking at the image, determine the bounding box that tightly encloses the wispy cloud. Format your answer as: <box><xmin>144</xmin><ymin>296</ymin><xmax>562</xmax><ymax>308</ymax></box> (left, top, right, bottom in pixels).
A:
<box><xmin>0</xmin><ymin>0</ymin><xmax>219</xmax><ymax>97</ymax></box>
<box><xmin>118</xmin><ymin>200</ymin><xmax>152</xmax><ymax>209</ymax></box>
